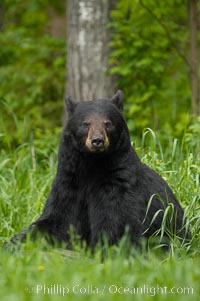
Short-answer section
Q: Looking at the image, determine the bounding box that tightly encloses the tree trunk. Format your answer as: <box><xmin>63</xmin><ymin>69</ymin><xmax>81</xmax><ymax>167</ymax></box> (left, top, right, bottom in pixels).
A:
<box><xmin>188</xmin><ymin>0</ymin><xmax>200</xmax><ymax>115</ymax></box>
<box><xmin>66</xmin><ymin>0</ymin><xmax>115</xmax><ymax>101</ymax></box>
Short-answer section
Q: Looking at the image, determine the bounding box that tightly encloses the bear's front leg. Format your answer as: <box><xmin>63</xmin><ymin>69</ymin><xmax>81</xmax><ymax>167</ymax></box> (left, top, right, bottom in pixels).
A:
<box><xmin>89</xmin><ymin>197</ymin><xmax>142</xmax><ymax>247</ymax></box>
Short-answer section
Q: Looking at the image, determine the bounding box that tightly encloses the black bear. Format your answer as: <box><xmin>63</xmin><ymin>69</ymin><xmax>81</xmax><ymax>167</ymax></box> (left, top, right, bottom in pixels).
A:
<box><xmin>9</xmin><ymin>90</ymin><xmax>185</xmax><ymax>248</ymax></box>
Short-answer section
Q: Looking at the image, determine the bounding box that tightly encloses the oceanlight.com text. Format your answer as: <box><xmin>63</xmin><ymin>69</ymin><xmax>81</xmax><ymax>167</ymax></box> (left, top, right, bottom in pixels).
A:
<box><xmin>25</xmin><ymin>283</ymin><xmax>194</xmax><ymax>296</ymax></box>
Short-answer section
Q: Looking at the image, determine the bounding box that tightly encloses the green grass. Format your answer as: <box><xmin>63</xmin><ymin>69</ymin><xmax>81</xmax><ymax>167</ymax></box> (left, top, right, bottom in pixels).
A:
<box><xmin>0</xmin><ymin>128</ymin><xmax>200</xmax><ymax>301</ymax></box>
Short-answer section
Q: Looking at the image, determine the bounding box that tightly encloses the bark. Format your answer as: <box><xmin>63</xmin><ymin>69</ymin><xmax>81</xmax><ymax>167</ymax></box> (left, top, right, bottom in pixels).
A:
<box><xmin>66</xmin><ymin>0</ymin><xmax>116</xmax><ymax>101</ymax></box>
<box><xmin>188</xmin><ymin>0</ymin><xmax>200</xmax><ymax>115</ymax></box>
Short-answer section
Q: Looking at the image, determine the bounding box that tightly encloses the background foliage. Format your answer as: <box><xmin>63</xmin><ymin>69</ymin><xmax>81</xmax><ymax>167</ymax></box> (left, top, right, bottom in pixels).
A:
<box><xmin>0</xmin><ymin>0</ymin><xmax>65</xmax><ymax>149</ymax></box>
<box><xmin>109</xmin><ymin>0</ymin><xmax>199</xmax><ymax>139</ymax></box>
<box><xmin>0</xmin><ymin>0</ymin><xmax>200</xmax><ymax>149</ymax></box>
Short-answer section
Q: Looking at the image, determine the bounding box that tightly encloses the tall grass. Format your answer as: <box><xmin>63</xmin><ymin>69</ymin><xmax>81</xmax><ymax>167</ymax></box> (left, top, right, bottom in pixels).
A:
<box><xmin>0</xmin><ymin>120</ymin><xmax>200</xmax><ymax>301</ymax></box>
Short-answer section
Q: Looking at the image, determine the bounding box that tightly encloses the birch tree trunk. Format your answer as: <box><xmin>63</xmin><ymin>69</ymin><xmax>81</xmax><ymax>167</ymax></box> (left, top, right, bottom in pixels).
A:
<box><xmin>66</xmin><ymin>0</ymin><xmax>115</xmax><ymax>101</ymax></box>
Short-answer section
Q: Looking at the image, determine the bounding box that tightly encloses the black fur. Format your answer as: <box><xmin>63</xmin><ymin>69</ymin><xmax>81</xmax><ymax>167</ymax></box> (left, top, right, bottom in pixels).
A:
<box><xmin>8</xmin><ymin>91</ymin><xmax>185</xmax><ymax>248</ymax></box>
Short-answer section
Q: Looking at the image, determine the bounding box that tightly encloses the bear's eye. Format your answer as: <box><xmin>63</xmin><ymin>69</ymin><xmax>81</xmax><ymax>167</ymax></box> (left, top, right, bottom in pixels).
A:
<box><xmin>82</xmin><ymin>121</ymin><xmax>90</xmax><ymax>128</ymax></box>
<box><xmin>104</xmin><ymin>121</ymin><xmax>112</xmax><ymax>129</ymax></box>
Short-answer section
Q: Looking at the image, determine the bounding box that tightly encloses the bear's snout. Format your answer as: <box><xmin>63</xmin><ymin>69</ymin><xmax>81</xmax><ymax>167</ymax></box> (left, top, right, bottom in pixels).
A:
<box><xmin>84</xmin><ymin>117</ymin><xmax>110</xmax><ymax>153</ymax></box>
<box><xmin>86</xmin><ymin>132</ymin><xmax>108</xmax><ymax>152</ymax></box>
<box><xmin>91</xmin><ymin>135</ymin><xmax>104</xmax><ymax>148</ymax></box>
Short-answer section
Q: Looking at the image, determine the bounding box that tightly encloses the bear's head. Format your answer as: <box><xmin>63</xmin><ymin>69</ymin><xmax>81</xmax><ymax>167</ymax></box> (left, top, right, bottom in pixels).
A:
<box><xmin>65</xmin><ymin>90</ymin><xmax>130</xmax><ymax>154</ymax></box>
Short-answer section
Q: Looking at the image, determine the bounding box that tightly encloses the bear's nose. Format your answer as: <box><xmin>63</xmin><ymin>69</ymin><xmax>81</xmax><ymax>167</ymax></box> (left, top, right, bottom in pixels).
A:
<box><xmin>91</xmin><ymin>136</ymin><xmax>104</xmax><ymax>148</ymax></box>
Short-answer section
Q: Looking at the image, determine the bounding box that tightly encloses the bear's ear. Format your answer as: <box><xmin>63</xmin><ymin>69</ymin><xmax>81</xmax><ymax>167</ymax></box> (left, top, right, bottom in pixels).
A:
<box><xmin>65</xmin><ymin>96</ymin><xmax>77</xmax><ymax>115</ymax></box>
<box><xmin>111</xmin><ymin>90</ymin><xmax>124</xmax><ymax>111</ymax></box>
